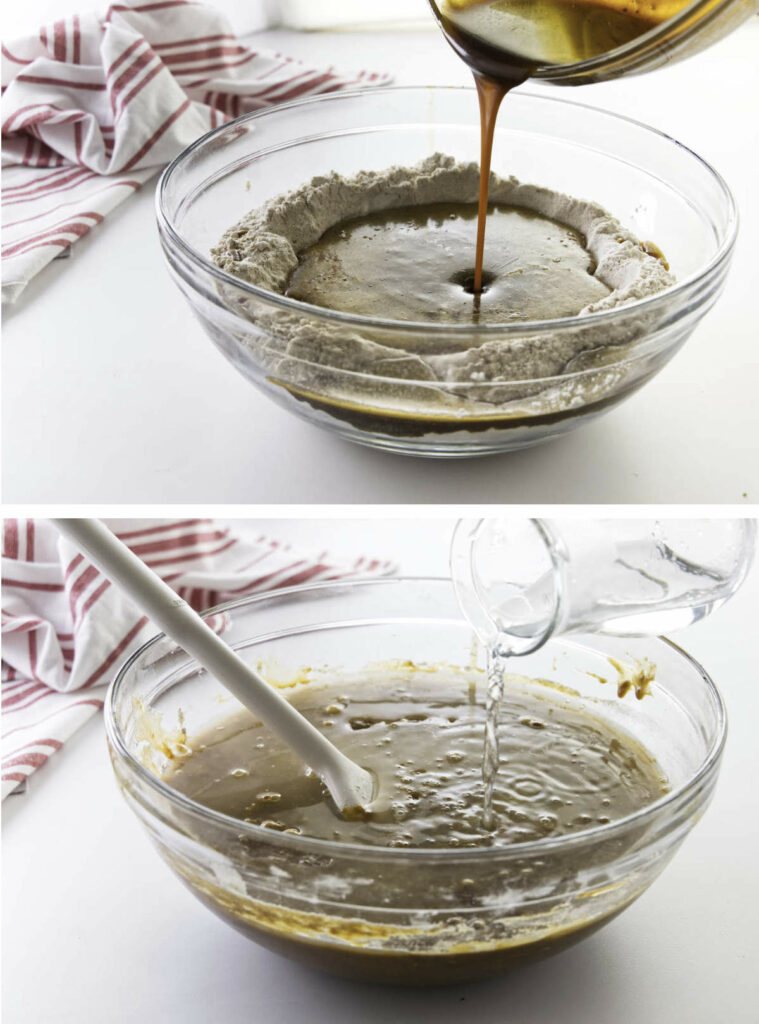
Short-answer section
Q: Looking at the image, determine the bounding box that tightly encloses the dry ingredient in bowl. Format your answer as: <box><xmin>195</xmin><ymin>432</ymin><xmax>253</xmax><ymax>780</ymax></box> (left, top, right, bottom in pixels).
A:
<box><xmin>210</xmin><ymin>154</ymin><xmax>674</xmax><ymax>388</ymax></box>
<box><xmin>163</xmin><ymin>667</ymin><xmax>668</xmax><ymax>848</ymax></box>
<box><xmin>213</xmin><ymin>154</ymin><xmax>672</xmax><ymax>318</ymax></box>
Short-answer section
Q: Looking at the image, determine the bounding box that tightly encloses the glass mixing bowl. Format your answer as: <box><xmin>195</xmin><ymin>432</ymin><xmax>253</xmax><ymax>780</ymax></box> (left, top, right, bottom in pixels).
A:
<box><xmin>106</xmin><ymin>578</ymin><xmax>725</xmax><ymax>985</ymax></box>
<box><xmin>157</xmin><ymin>87</ymin><xmax>737</xmax><ymax>458</ymax></box>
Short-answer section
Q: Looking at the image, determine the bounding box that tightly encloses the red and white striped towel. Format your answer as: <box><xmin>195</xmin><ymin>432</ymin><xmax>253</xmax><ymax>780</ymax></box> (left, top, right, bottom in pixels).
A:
<box><xmin>1</xmin><ymin>518</ymin><xmax>395</xmax><ymax>799</ymax></box>
<box><xmin>1</xmin><ymin>1</ymin><xmax>390</xmax><ymax>303</ymax></box>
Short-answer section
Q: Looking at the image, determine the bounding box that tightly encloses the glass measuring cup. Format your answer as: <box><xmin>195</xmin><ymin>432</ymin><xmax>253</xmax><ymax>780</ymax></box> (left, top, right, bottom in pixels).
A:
<box><xmin>428</xmin><ymin>0</ymin><xmax>759</xmax><ymax>85</ymax></box>
<box><xmin>451</xmin><ymin>518</ymin><xmax>756</xmax><ymax>655</ymax></box>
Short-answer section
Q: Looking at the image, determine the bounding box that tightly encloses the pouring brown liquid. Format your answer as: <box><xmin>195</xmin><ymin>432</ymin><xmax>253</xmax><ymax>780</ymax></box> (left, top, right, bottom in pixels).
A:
<box><xmin>429</xmin><ymin>0</ymin><xmax>692</xmax><ymax>294</ymax></box>
<box><xmin>472</xmin><ymin>76</ymin><xmax>511</xmax><ymax>296</ymax></box>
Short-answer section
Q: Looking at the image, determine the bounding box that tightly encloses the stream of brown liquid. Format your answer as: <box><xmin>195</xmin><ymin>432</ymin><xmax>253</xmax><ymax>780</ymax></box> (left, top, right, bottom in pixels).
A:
<box><xmin>430</xmin><ymin>0</ymin><xmax>690</xmax><ymax>297</ymax></box>
<box><xmin>473</xmin><ymin>75</ymin><xmax>508</xmax><ymax>296</ymax></box>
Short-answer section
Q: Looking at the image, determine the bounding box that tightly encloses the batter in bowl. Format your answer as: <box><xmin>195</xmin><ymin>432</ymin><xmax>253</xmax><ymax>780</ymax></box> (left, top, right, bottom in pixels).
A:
<box><xmin>152</xmin><ymin>662</ymin><xmax>676</xmax><ymax>982</ymax></box>
<box><xmin>164</xmin><ymin>666</ymin><xmax>667</xmax><ymax>848</ymax></box>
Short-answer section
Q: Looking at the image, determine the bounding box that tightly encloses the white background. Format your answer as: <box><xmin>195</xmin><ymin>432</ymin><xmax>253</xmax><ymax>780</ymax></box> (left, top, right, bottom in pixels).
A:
<box><xmin>2</xmin><ymin>0</ymin><xmax>433</xmax><ymax>38</ymax></box>
<box><xmin>3</xmin><ymin>517</ymin><xmax>759</xmax><ymax>1023</ymax></box>
<box><xmin>2</xmin><ymin>17</ymin><xmax>759</xmax><ymax>503</ymax></box>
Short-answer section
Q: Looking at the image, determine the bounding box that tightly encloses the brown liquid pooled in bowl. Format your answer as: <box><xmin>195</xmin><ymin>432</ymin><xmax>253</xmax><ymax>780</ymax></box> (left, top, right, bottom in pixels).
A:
<box><xmin>164</xmin><ymin>671</ymin><xmax>667</xmax><ymax>848</ymax></box>
<box><xmin>285</xmin><ymin>202</ymin><xmax>610</xmax><ymax>324</ymax></box>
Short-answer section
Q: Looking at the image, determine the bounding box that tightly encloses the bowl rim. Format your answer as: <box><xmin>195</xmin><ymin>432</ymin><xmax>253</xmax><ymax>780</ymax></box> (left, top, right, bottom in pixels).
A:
<box><xmin>105</xmin><ymin>576</ymin><xmax>727</xmax><ymax>862</ymax></box>
<box><xmin>156</xmin><ymin>85</ymin><xmax>738</xmax><ymax>340</ymax></box>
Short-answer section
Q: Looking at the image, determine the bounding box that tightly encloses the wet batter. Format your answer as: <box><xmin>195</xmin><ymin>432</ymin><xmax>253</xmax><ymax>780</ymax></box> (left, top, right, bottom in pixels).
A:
<box><xmin>164</xmin><ymin>668</ymin><xmax>667</xmax><ymax>847</ymax></box>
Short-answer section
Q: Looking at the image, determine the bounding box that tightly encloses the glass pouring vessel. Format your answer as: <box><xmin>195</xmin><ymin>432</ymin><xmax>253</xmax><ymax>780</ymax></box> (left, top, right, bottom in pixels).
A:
<box><xmin>428</xmin><ymin>0</ymin><xmax>759</xmax><ymax>85</ymax></box>
<box><xmin>451</xmin><ymin>518</ymin><xmax>756</xmax><ymax>654</ymax></box>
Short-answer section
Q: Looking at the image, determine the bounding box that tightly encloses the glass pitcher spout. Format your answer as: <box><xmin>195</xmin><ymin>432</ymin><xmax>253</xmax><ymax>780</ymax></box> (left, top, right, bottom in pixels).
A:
<box><xmin>451</xmin><ymin>518</ymin><xmax>756</xmax><ymax>655</ymax></box>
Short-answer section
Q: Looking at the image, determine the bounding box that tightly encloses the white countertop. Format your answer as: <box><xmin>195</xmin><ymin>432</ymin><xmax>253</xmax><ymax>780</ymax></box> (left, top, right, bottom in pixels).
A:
<box><xmin>3</xmin><ymin>24</ymin><xmax>759</xmax><ymax>503</ymax></box>
<box><xmin>3</xmin><ymin>519</ymin><xmax>759</xmax><ymax>1023</ymax></box>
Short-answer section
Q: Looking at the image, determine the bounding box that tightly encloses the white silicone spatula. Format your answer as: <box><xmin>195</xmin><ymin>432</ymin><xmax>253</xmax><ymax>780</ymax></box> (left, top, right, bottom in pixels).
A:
<box><xmin>52</xmin><ymin>519</ymin><xmax>375</xmax><ymax>816</ymax></box>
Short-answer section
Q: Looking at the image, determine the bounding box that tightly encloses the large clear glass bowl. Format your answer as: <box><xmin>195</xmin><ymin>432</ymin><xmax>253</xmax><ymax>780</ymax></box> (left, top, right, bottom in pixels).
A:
<box><xmin>106</xmin><ymin>578</ymin><xmax>726</xmax><ymax>985</ymax></box>
<box><xmin>157</xmin><ymin>87</ymin><xmax>736</xmax><ymax>457</ymax></box>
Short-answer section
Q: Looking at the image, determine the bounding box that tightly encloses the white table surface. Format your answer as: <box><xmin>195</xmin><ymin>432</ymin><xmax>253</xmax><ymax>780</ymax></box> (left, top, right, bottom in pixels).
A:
<box><xmin>3</xmin><ymin>24</ymin><xmax>759</xmax><ymax>504</ymax></box>
<box><xmin>3</xmin><ymin>518</ymin><xmax>759</xmax><ymax>1023</ymax></box>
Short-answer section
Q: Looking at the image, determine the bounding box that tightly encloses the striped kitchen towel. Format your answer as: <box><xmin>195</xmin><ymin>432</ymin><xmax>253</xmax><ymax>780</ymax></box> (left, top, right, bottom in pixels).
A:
<box><xmin>1</xmin><ymin>518</ymin><xmax>395</xmax><ymax>799</ymax></box>
<box><xmin>1</xmin><ymin>0</ymin><xmax>390</xmax><ymax>303</ymax></box>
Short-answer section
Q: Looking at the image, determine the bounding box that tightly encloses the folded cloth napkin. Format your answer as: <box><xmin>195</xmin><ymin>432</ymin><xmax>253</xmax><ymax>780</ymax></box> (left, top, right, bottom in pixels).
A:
<box><xmin>1</xmin><ymin>518</ymin><xmax>394</xmax><ymax>799</ymax></box>
<box><xmin>1</xmin><ymin>0</ymin><xmax>390</xmax><ymax>303</ymax></box>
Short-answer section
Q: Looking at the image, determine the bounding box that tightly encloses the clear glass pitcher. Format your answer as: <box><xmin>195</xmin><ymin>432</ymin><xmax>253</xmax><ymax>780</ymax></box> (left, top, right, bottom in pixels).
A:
<box><xmin>429</xmin><ymin>0</ymin><xmax>759</xmax><ymax>85</ymax></box>
<box><xmin>451</xmin><ymin>518</ymin><xmax>756</xmax><ymax>655</ymax></box>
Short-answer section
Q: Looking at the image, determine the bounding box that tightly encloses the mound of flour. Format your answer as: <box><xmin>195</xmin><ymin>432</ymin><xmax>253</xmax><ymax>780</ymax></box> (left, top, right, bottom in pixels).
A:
<box><xmin>213</xmin><ymin>152</ymin><xmax>672</xmax><ymax>312</ymax></box>
<box><xmin>210</xmin><ymin>153</ymin><xmax>674</xmax><ymax>391</ymax></box>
